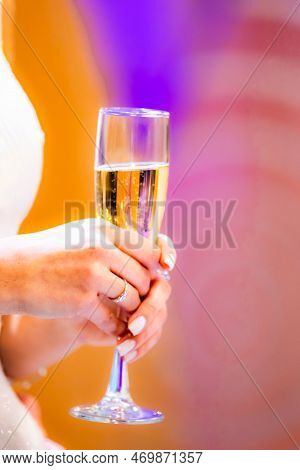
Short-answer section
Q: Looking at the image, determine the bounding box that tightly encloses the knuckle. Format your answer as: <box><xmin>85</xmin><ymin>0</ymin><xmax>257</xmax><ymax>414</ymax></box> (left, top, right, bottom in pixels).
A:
<box><xmin>82</xmin><ymin>261</ymin><xmax>99</xmax><ymax>285</ymax></box>
<box><xmin>127</xmin><ymin>303</ymin><xmax>138</xmax><ymax>313</ymax></box>
<box><xmin>84</xmin><ymin>246</ymin><xmax>103</xmax><ymax>260</ymax></box>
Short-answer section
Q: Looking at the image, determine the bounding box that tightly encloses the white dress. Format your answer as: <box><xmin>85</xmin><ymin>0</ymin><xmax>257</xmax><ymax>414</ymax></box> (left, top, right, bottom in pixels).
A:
<box><xmin>0</xmin><ymin>8</ymin><xmax>46</xmax><ymax>449</ymax></box>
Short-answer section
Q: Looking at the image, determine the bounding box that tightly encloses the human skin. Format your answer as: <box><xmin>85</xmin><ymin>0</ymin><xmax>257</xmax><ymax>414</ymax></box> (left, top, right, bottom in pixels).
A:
<box><xmin>0</xmin><ymin>224</ymin><xmax>176</xmax><ymax>379</ymax></box>
<box><xmin>0</xmin><ymin>278</ymin><xmax>171</xmax><ymax>379</ymax></box>
<box><xmin>0</xmin><ymin>219</ymin><xmax>163</xmax><ymax>330</ymax></box>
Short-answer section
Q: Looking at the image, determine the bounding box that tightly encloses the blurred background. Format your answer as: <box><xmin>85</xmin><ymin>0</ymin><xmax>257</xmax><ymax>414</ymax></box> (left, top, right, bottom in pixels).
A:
<box><xmin>2</xmin><ymin>0</ymin><xmax>300</xmax><ymax>449</ymax></box>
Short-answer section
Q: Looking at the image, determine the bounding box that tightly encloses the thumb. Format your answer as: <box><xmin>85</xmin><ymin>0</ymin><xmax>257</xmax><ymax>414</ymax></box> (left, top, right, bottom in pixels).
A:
<box><xmin>157</xmin><ymin>233</ymin><xmax>176</xmax><ymax>271</ymax></box>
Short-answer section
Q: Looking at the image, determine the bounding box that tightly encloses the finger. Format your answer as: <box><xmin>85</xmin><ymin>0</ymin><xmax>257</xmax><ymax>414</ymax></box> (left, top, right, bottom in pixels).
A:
<box><xmin>83</xmin><ymin>297</ymin><xmax>126</xmax><ymax>336</ymax></box>
<box><xmin>107</xmin><ymin>274</ymin><xmax>141</xmax><ymax>312</ymax></box>
<box><xmin>157</xmin><ymin>233</ymin><xmax>176</xmax><ymax>271</ymax></box>
<box><xmin>118</xmin><ymin>307</ymin><xmax>131</xmax><ymax>323</ymax></box>
<box><xmin>133</xmin><ymin>307</ymin><xmax>167</xmax><ymax>348</ymax></box>
<box><xmin>104</xmin><ymin>222</ymin><xmax>161</xmax><ymax>272</ymax></box>
<box><xmin>107</xmin><ymin>247</ymin><xmax>151</xmax><ymax>296</ymax></box>
<box><xmin>78</xmin><ymin>320</ymin><xmax>117</xmax><ymax>346</ymax></box>
<box><xmin>96</xmin><ymin>297</ymin><xmax>131</xmax><ymax>326</ymax></box>
<box><xmin>124</xmin><ymin>330</ymin><xmax>162</xmax><ymax>363</ymax></box>
<box><xmin>127</xmin><ymin>279</ymin><xmax>171</xmax><ymax>336</ymax></box>
<box><xmin>91</xmin><ymin>265</ymin><xmax>141</xmax><ymax>312</ymax></box>
<box><xmin>117</xmin><ymin>306</ymin><xmax>167</xmax><ymax>355</ymax></box>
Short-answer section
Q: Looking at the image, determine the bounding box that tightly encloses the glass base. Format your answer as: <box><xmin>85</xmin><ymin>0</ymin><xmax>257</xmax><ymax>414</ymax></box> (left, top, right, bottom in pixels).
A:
<box><xmin>70</xmin><ymin>394</ymin><xmax>164</xmax><ymax>425</ymax></box>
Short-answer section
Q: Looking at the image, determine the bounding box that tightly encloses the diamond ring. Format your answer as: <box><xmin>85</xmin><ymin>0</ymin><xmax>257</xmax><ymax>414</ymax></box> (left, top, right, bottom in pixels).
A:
<box><xmin>111</xmin><ymin>279</ymin><xmax>128</xmax><ymax>304</ymax></box>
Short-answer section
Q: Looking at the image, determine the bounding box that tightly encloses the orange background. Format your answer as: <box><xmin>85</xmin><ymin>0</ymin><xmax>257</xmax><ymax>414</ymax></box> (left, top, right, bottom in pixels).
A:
<box><xmin>3</xmin><ymin>0</ymin><xmax>300</xmax><ymax>449</ymax></box>
<box><xmin>3</xmin><ymin>0</ymin><xmax>179</xmax><ymax>449</ymax></box>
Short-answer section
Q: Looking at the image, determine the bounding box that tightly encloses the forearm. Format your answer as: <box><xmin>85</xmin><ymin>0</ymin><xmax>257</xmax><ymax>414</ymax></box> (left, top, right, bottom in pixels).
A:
<box><xmin>0</xmin><ymin>249</ymin><xmax>25</xmax><ymax>314</ymax></box>
<box><xmin>0</xmin><ymin>315</ymin><xmax>79</xmax><ymax>380</ymax></box>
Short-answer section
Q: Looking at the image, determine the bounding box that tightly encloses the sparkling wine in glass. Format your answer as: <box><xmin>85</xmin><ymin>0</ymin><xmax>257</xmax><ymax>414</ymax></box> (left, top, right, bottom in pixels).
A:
<box><xmin>70</xmin><ymin>107</ymin><xmax>169</xmax><ymax>424</ymax></box>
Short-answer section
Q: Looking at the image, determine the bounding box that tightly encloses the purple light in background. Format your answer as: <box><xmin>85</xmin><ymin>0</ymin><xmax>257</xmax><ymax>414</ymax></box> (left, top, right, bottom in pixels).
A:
<box><xmin>76</xmin><ymin>0</ymin><xmax>240</xmax><ymax>117</ymax></box>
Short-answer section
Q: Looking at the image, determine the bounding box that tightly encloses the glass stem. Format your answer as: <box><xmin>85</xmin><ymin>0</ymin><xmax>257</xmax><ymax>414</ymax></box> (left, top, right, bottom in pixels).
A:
<box><xmin>105</xmin><ymin>349</ymin><xmax>132</xmax><ymax>400</ymax></box>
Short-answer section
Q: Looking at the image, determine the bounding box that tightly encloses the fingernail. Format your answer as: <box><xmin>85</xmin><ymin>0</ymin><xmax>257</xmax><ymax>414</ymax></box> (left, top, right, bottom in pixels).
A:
<box><xmin>125</xmin><ymin>350</ymin><xmax>137</xmax><ymax>363</ymax></box>
<box><xmin>164</xmin><ymin>253</ymin><xmax>175</xmax><ymax>271</ymax></box>
<box><xmin>129</xmin><ymin>316</ymin><xmax>147</xmax><ymax>336</ymax></box>
<box><xmin>157</xmin><ymin>268</ymin><xmax>170</xmax><ymax>281</ymax></box>
<box><xmin>117</xmin><ymin>339</ymin><xmax>136</xmax><ymax>356</ymax></box>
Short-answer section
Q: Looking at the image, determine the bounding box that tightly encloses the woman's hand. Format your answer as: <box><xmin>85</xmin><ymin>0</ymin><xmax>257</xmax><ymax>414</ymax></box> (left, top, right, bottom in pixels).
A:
<box><xmin>0</xmin><ymin>223</ymin><xmax>176</xmax><ymax>374</ymax></box>
<box><xmin>0</xmin><ymin>313</ymin><xmax>119</xmax><ymax>380</ymax></box>
<box><xmin>116</xmin><ymin>279</ymin><xmax>172</xmax><ymax>363</ymax></box>
<box><xmin>115</xmin><ymin>233</ymin><xmax>176</xmax><ymax>362</ymax></box>
<box><xmin>0</xmin><ymin>219</ymin><xmax>161</xmax><ymax>335</ymax></box>
<box><xmin>1</xmin><ymin>276</ymin><xmax>173</xmax><ymax>380</ymax></box>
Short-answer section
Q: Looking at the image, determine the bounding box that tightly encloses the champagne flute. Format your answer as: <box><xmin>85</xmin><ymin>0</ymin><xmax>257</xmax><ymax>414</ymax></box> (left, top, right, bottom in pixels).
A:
<box><xmin>70</xmin><ymin>107</ymin><xmax>169</xmax><ymax>424</ymax></box>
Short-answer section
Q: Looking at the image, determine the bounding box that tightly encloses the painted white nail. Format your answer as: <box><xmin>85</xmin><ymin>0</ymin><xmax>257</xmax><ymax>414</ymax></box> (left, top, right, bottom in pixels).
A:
<box><xmin>117</xmin><ymin>339</ymin><xmax>136</xmax><ymax>357</ymax></box>
<box><xmin>129</xmin><ymin>316</ymin><xmax>147</xmax><ymax>336</ymax></box>
<box><xmin>125</xmin><ymin>350</ymin><xmax>137</xmax><ymax>363</ymax></box>
<box><xmin>164</xmin><ymin>253</ymin><xmax>175</xmax><ymax>271</ymax></box>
